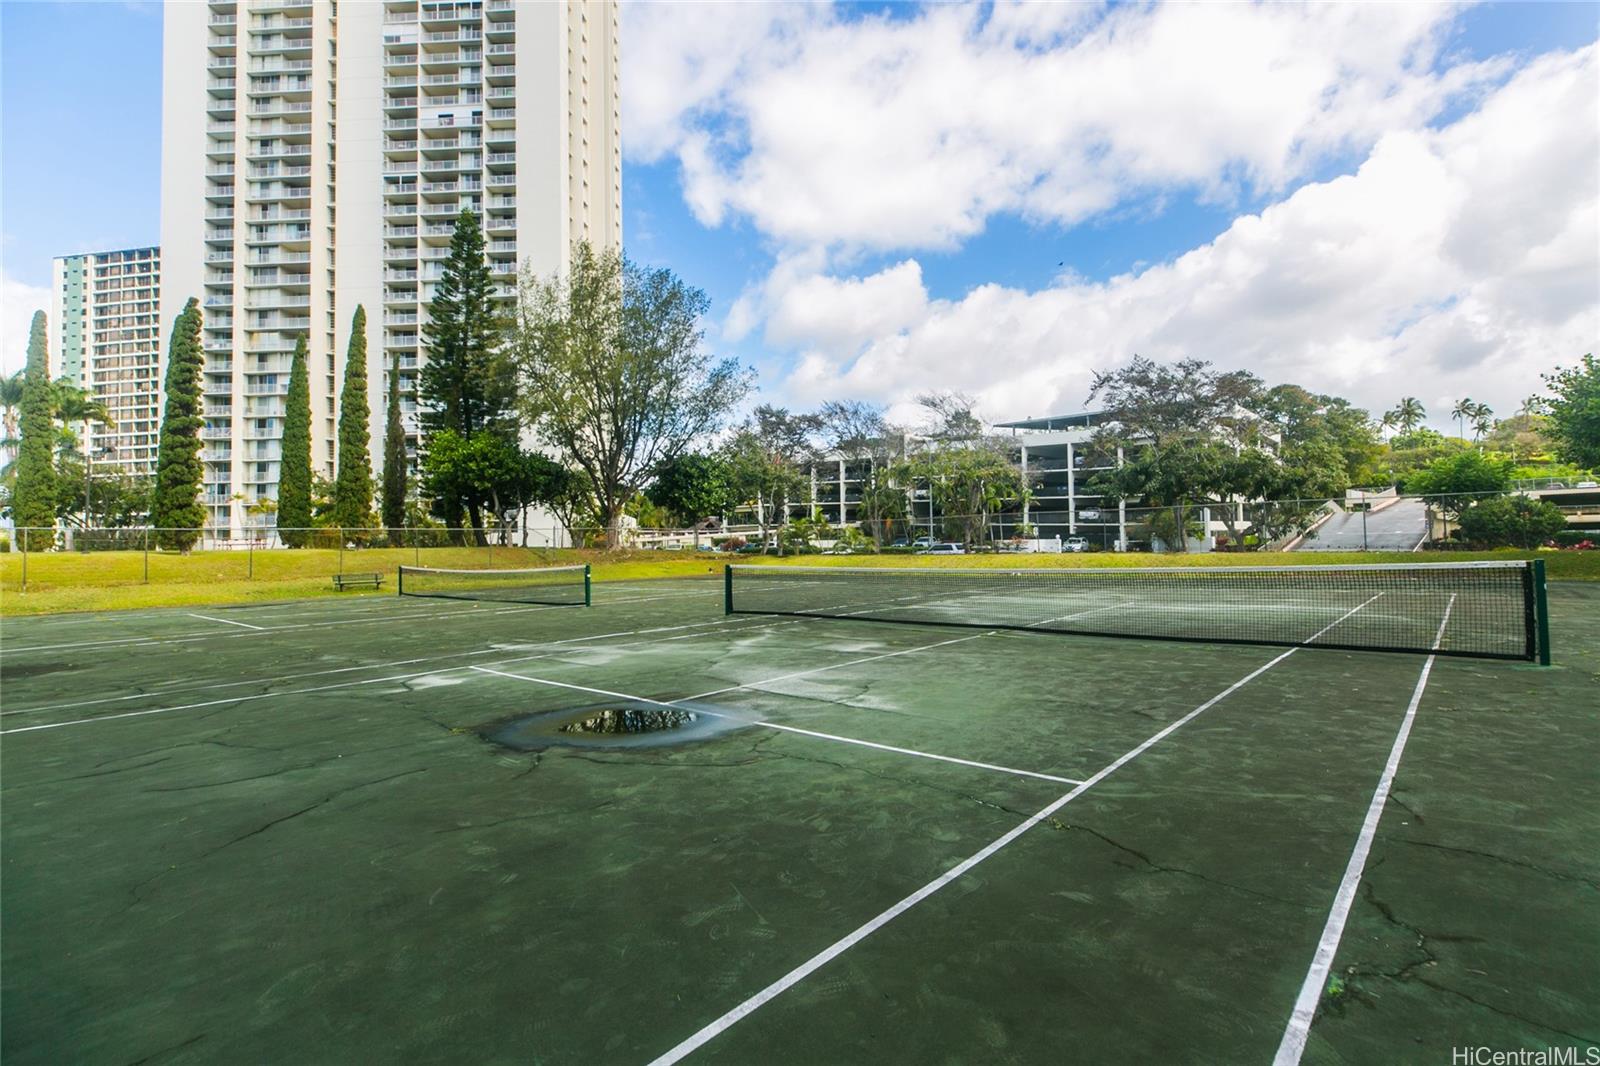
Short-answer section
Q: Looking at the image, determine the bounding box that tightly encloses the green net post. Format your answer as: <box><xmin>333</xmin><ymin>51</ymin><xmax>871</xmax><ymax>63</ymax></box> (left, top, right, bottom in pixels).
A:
<box><xmin>584</xmin><ymin>563</ymin><xmax>592</xmax><ymax>607</ymax></box>
<box><xmin>20</xmin><ymin>527</ymin><xmax>27</xmax><ymax>592</ymax></box>
<box><xmin>1533</xmin><ymin>558</ymin><xmax>1551</xmax><ymax>666</ymax></box>
<box><xmin>724</xmin><ymin>564</ymin><xmax>733</xmax><ymax>615</ymax></box>
<box><xmin>396</xmin><ymin>564</ymin><xmax>403</xmax><ymax>597</ymax></box>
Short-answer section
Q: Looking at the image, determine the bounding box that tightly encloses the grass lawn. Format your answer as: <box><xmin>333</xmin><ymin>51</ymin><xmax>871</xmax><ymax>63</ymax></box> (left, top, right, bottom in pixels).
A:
<box><xmin>1</xmin><ymin>543</ymin><xmax>1595</xmax><ymax>616</ymax></box>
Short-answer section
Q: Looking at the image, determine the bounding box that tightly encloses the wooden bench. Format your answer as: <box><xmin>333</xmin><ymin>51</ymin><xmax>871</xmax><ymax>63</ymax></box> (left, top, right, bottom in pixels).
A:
<box><xmin>332</xmin><ymin>572</ymin><xmax>383</xmax><ymax>591</ymax></box>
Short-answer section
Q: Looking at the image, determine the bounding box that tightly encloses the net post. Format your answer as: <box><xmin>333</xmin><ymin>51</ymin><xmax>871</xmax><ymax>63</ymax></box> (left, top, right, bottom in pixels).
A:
<box><xmin>1533</xmin><ymin>558</ymin><xmax>1551</xmax><ymax>666</ymax></box>
<box><xmin>396</xmin><ymin>566</ymin><xmax>403</xmax><ymax>597</ymax></box>
<box><xmin>584</xmin><ymin>564</ymin><xmax>592</xmax><ymax>607</ymax></box>
<box><xmin>724</xmin><ymin>564</ymin><xmax>733</xmax><ymax>615</ymax></box>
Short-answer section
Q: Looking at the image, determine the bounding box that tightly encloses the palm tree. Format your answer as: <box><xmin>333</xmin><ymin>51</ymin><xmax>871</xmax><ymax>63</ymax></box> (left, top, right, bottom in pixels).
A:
<box><xmin>1385</xmin><ymin>397</ymin><xmax>1426</xmax><ymax>435</ymax></box>
<box><xmin>50</xmin><ymin>381</ymin><xmax>115</xmax><ymax>462</ymax></box>
<box><xmin>1469</xmin><ymin>401</ymin><xmax>1494</xmax><ymax>443</ymax></box>
<box><xmin>1451</xmin><ymin>398</ymin><xmax>1475</xmax><ymax>441</ymax></box>
<box><xmin>0</xmin><ymin>369</ymin><xmax>24</xmax><ymax>458</ymax></box>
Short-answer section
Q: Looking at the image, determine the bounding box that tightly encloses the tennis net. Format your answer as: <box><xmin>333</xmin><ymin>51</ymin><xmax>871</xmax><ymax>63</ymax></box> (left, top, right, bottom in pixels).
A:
<box><xmin>725</xmin><ymin>561</ymin><xmax>1547</xmax><ymax>661</ymax></box>
<box><xmin>398</xmin><ymin>563</ymin><xmax>591</xmax><ymax>606</ymax></box>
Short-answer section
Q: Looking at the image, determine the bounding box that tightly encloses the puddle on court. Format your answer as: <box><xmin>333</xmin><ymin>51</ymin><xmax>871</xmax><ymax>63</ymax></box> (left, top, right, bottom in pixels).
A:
<box><xmin>479</xmin><ymin>700</ymin><xmax>751</xmax><ymax>752</ymax></box>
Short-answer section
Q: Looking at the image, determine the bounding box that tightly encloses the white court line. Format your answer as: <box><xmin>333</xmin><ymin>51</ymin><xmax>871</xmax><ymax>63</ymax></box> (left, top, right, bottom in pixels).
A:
<box><xmin>187</xmin><ymin>613</ymin><xmax>265</xmax><ymax>631</ymax></box>
<box><xmin>1026</xmin><ymin>601</ymin><xmax>1136</xmax><ymax>628</ymax></box>
<box><xmin>0</xmin><ymin>616</ymin><xmax>806</xmax><ymax>733</ymax></box>
<box><xmin>1272</xmin><ymin>594</ymin><xmax>1456</xmax><ymax>1066</ymax></box>
<box><xmin>643</xmin><ymin>593</ymin><xmax>1384</xmax><ymax>1065</ymax></box>
<box><xmin>467</xmin><ymin>631</ymin><xmax>1088</xmax><ymax>786</ymax></box>
<box><xmin>755</xmin><ymin>722</ymin><xmax>1082</xmax><ymax>786</ymax></box>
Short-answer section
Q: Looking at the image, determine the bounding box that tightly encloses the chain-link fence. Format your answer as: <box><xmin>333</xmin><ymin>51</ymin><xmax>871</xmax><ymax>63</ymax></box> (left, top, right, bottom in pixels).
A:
<box><xmin>3</xmin><ymin>487</ymin><xmax>1594</xmax><ymax>592</ymax></box>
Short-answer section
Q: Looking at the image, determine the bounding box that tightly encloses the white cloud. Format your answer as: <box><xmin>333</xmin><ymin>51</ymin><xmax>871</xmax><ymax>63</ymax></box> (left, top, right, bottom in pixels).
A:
<box><xmin>763</xmin><ymin>46</ymin><xmax>1600</xmax><ymax>426</ymax></box>
<box><xmin>2</xmin><ymin>273</ymin><xmax>52</xmax><ymax>377</ymax></box>
<box><xmin>624</xmin><ymin>1</ymin><xmax>1505</xmax><ymax>252</ymax></box>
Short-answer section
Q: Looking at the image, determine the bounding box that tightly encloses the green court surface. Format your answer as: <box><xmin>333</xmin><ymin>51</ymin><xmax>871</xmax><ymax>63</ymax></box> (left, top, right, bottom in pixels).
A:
<box><xmin>1</xmin><ymin>575</ymin><xmax>1595</xmax><ymax>1064</ymax></box>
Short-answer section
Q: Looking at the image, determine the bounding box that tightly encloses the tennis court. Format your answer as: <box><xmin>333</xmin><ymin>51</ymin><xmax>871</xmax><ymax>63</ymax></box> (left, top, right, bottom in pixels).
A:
<box><xmin>2</xmin><ymin>563</ymin><xmax>1595</xmax><ymax>1064</ymax></box>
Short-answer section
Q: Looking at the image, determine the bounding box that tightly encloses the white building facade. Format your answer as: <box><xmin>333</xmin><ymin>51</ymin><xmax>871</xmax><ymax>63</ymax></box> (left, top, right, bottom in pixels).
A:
<box><xmin>50</xmin><ymin>247</ymin><xmax>164</xmax><ymax>478</ymax></box>
<box><xmin>161</xmin><ymin>0</ymin><xmax>620</xmax><ymax>535</ymax></box>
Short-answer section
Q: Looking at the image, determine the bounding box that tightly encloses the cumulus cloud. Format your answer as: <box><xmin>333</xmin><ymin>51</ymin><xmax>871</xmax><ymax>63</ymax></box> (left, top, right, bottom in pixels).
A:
<box><xmin>624</xmin><ymin>1</ymin><xmax>1504</xmax><ymax>252</ymax></box>
<box><xmin>764</xmin><ymin>46</ymin><xmax>1600</xmax><ymax>424</ymax></box>
<box><xmin>2</xmin><ymin>273</ymin><xmax>52</xmax><ymax>376</ymax></box>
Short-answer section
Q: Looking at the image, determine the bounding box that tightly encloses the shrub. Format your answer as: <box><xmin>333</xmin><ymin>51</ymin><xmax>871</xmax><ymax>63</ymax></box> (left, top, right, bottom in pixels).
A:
<box><xmin>1456</xmin><ymin>495</ymin><xmax>1568</xmax><ymax>549</ymax></box>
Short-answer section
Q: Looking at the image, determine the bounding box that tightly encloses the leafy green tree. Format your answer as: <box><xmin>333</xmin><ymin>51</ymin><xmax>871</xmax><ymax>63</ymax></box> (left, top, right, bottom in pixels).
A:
<box><xmin>10</xmin><ymin>312</ymin><xmax>58</xmax><ymax>534</ymax></box>
<box><xmin>1536</xmin><ymin>354</ymin><xmax>1600</xmax><ymax>469</ymax></box>
<box><xmin>331</xmin><ymin>306</ymin><xmax>374</xmax><ymax>533</ymax></box>
<box><xmin>646</xmin><ymin>452</ymin><xmax>736</xmax><ymax>526</ymax></box>
<box><xmin>1456</xmin><ymin>495</ymin><xmax>1567</xmax><ymax>548</ymax></box>
<box><xmin>899</xmin><ymin>441</ymin><xmax>1028</xmax><ymax>548</ymax></box>
<box><xmin>722</xmin><ymin>406</ymin><xmax>822</xmax><ymax>555</ymax></box>
<box><xmin>820</xmin><ymin>399</ymin><xmax>909</xmax><ymax>544</ymax></box>
<box><xmin>1087</xmin><ymin>357</ymin><xmax>1291</xmax><ymax>550</ymax></box>
<box><xmin>1258</xmin><ymin>385</ymin><xmax>1381</xmax><ymax>488</ymax></box>
<box><xmin>381</xmin><ymin>352</ymin><xmax>408</xmax><ymax>535</ymax></box>
<box><xmin>1405</xmin><ymin>450</ymin><xmax>1512</xmax><ymax>532</ymax></box>
<box><xmin>277</xmin><ymin>334</ymin><xmax>313</xmax><ymax>546</ymax></box>
<box><xmin>1088</xmin><ymin>356</ymin><xmax>1264</xmax><ymax>446</ymax></box>
<box><xmin>422</xmin><ymin>429</ymin><xmax>567</xmax><ymax>531</ymax></box>
<box><xmin>150</xmin><ymin>300</ymin><xmax>207</xmax><ymax>550</ymax></box>
<box><xmin>513</xmin><ymin>241</ymin><xmax>752</xmax><ymax>548</ymax></box>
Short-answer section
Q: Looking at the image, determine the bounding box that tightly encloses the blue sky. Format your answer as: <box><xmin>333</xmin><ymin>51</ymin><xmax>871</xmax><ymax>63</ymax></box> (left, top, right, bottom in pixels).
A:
<box><xmin>3</xmin><ymin>2</ymin><xmax>1596</xmax><ymax>427</ymax></box>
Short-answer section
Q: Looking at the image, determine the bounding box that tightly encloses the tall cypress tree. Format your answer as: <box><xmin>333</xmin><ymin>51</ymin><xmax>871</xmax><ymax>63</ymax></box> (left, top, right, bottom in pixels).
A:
<box><xmin>150</xmin><ymin>300</ymin><xmax>207</xmax><ymax>551</ymax></box>
<box><xmin>419</xmin><ymin>208</ymin><xmax>515</xmax><ymax>538</ymax></box>
<box><xmin>332</xmin><ymin>306</ymin><xmax>373</xmax><ymax>533</ymax></box>
<box><xmin>381</xmin><ymin>351</ymin><xmax>408</xmax><ymax>535</ymax></box>
<box><xmin>278</xmin><ymin>334</ymin><xmax>313</xmax><ymax>546</ymax></box>
<box><xmin>11</xmin><ymin>311</ymin><xmax>58</xmax><ymax>538</ymax></box>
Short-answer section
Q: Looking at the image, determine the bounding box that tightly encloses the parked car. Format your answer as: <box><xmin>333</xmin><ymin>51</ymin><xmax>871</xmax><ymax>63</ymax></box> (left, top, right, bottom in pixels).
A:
<box><xmin>1065</xmin><ymin>535</ymin><xmax>1090</xmax><ymax>552</ymax></box>
<box><xmin>911</xmin><ymin>535</ymin><xmax>936</xmax><ymax>549</ymax></box>
<box><xmin>920</xmin><ymin>542</ymin><xmax>965</xmax><ymax>555</ymax></box>
<box><xmin>1078</xmin><ymin>508</ymin><xmax>1102</xmax><ymax>521</ymax></box>
<box><xmin>1578</xmin><ymin>481</ymin><xmax>1599</xmax><ymax>489</ymax></box>
<box><xmin>889</xmin><ymin>537</ymin><xmax>911</xmax><ymax>548</ymax></box>
<box><xmin>734</xmin><ymin>542</ymin><xmax>768</xmax><ymax>554</ymax></box>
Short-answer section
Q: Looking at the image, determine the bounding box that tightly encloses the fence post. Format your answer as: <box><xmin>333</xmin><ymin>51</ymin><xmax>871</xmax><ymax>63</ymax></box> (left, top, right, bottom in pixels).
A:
<box><xmin>413</xmin><ymin>527</ymin><xmax>420</xmax><ymax>567</ymax></box>
<box><xmin>20</xmin><ymin>527</ymin><xmax>27</xmax><ymax>592</ymax></box>
<box><xmin>338</xmin><ymin>528</ymin><xmax>344</xmax><ymax>576</ymax></box>
<box><xmin>143</xmin><ymin>527</ymin><xmax>150</xmax><ymax>583</ymax></box>
<box><xmin>248</xmin><ymin>537</ymin><xmax>254</xmax><ymax>581</ymax></box>
<box><xmin>487</xmin><ymin>534</ymin><xmax>494</xmax><ymax>569</ymax></box>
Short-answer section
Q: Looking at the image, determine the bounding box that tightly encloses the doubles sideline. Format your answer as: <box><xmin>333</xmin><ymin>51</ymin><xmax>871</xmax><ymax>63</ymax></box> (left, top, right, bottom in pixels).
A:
<box><xmin>1270</xmin><ymin>595</ymin><xmax>1456</xmax><ymax>1064</ymax></box>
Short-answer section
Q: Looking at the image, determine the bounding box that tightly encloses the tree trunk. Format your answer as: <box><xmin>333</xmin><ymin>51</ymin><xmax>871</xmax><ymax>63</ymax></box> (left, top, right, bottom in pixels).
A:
<box><xmin>466</xmin><ymin>500</ymin><xmax>487</xmax><ymax>546</ymax></box>
<box><xmin>604</xmin><ymin>499</ymin><xmax>625</xmax><ymax>551</ymax></box>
